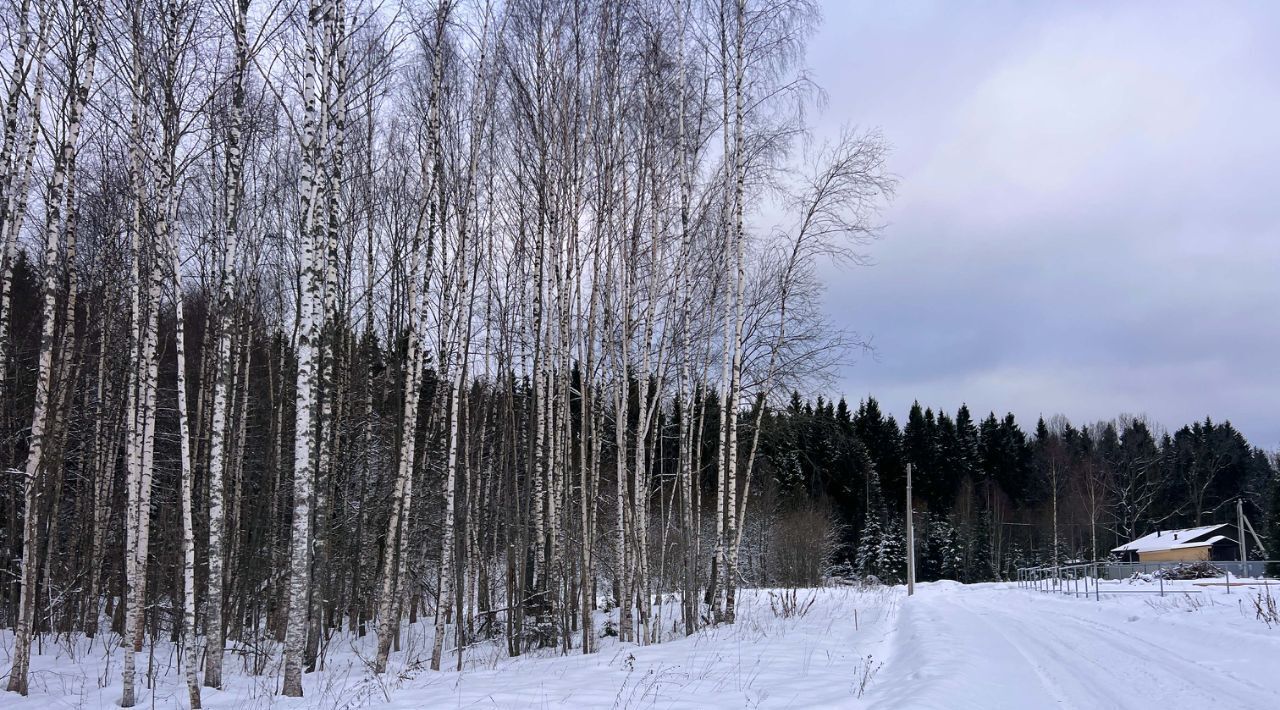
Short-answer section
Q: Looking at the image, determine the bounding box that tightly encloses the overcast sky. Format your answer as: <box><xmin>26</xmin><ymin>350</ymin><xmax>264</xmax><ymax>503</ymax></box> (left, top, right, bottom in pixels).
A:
<box><xmin>807</xmin><ymin>0</ymin><xmax>1280</xmax><ymax>447</ymax></box>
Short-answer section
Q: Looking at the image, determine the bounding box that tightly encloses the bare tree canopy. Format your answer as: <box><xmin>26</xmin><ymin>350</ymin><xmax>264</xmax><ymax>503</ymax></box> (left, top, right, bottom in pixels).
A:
<box><xmin>0</xmin><ymin>0</ymin><xmax>894</xmax><ymax>702</ymax></box>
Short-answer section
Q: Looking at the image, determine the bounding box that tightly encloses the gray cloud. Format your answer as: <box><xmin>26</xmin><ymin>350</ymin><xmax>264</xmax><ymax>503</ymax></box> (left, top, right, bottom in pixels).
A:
<box><xmin>809</xmin><ymin>0</ymin><xmax>1280</xmax><ymax>445</ymax></box>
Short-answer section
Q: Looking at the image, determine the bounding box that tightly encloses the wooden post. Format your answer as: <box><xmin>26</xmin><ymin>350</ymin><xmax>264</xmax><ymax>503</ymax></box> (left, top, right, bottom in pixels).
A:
<box><xmin>906</xmin><ymin>463</ymin><xmax>915</xmax><ymax>596</ymax></box>
<box><xmin>1238</xmin><ymin>498</ymin><xmax>1247</xmax><ymax>574</ymax></box>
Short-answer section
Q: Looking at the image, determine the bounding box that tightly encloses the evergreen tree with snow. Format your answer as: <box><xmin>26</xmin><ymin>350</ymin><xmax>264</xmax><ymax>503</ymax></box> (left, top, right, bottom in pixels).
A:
<box><xmin>855</xmin><ymin>508</ymin><xmax>883</xmax><ymax>580</ymax></box>
<box><xmin>856</xmin><ymin>465</ymin><xmax>906</xmax><ymax>583</ymax></box>
<box><xmin>967</xmin><ymin>508</ymin><xmax>996</xmax><ymax>582</ymax></box>
<box><xmin>876</xmin><ymin>516</ymin><xmax>908</xmax><ymax>584</ymax></box>
<box><xmin>923</xmin><ymin>516</ymin><xmax>963</xmax><ymax>581</ymax></box>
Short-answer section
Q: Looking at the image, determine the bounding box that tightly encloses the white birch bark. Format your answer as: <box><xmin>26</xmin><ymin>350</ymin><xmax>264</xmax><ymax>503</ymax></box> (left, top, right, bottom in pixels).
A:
<box><xmin>372</xmin><ymin>206</ymin><xmax>426</xmax><ymax>674</ymax></box>
<box><xmin>373</xmin><ymin>0</ymin><xmax>448</xmax><ymax>673</ymax></box>
<box><xmin>281</xmin><ymin>0</ymin><xmax>328</xmax><ymax>695</ymax></box>
<box><xmin>171</xmin><ymin>230</ymin><xmax>202</xmax><ymax>709</ymax></box>
<box><xmin>612</xmin><ymin>246</ymin><xmax>632</xmax><ymax>642</ymax></box>
<box><xmin>6</xmin><ymin>1</ymin><xmax>99</xmax><ymax>693</ymax></box>
<box><xmin>434</xmin><ymin>158</ymin><xmax>480</xmax><ymax>668</ymax></box>
<box><xmin>124</xmin><ymin>182</ymin><xmax>163</xmax><ymax>705</ymax></box>
<box><xmin>307</xmin><ymin>0</ymin><xmax>348</xmax><ymax>671</ymax></box>
<box><xmin>578</xmin><ymin>226</ymin><xmax>602</xmax><ymax>652</ymax></box>
<box><xmin>83</xmin><ymin>283</ymin><xmax>114</xmax><ymax>637</ymax></box>
<box><xmin>204</xmin><ymin>0</ymin><xmax>250</xmax><ymax>688</ymax></box>
<box><xmin>723</xmin><ymin>0</ymin><xmax>748</xmax><ymax>624</ymax></box>
<box><xmin>120</xmin><ymin>153</ymin><xmax>145</xmax><ymax>710</ymax></box>
<box><xmin>431</xmin><ymin>368</ymin><xmax>465</xmax><ymax>671</ymax></box>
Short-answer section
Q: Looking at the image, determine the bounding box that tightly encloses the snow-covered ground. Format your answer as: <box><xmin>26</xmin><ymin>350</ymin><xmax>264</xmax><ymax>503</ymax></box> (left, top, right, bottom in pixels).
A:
<box><xmin>868</xmin><ymin>579</ymin><xmax>1280</xmax><ymax>709</ymax></box>
<box><xmin>3</xmin><ymin>579</ymin><xmax>1278</xmax><ymax>709</ymax></box>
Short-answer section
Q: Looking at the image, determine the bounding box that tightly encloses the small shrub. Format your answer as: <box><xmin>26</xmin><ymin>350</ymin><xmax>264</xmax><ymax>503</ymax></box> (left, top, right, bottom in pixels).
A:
<box><xmin>852</xmin><ymin>654</ymin><xmax>882</xmax><ymax>698</ymax></box>
<box><xmin>1253</xmin><ymin>585</ymin><xmax>1279</xmax><ymax>628</ymax></box>
<box><xmin>768</xmin><ymin>588</ymin><xmax>816</xmax><ymax>619</ymax></box>
<box><xmin>1143</xmin><ymin>593</ymin><xmax>1208</xmax><ymax>614</ymax></box>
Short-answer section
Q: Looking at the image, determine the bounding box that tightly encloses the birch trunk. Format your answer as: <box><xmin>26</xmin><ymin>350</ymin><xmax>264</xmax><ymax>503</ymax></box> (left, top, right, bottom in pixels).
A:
<box><xmin>204</xmin><ymin>0</ymin><xmax>250</xmax><ymax>688</ymax></box>
<box><xmin>612</xmin><ymin>247</ymin><xmax>632</xmax><ymax>641</ymax></box>
<box><xmin>7</xmin><ymin>2</ymin><xmax>99</xmax><ymax>692</ymax></box>
<box><xmin>307</xmin><ymin>0</ymin><xmax>348</xmax><ymax>672</ymax></box>
<box><xmin>723</xmin><ymin>0</ymin><xmax>748</xmax><ymax>625</ymax></box>
<box><xmin>434</xmin><ymin>175</ymin><xmax>478</xmax><ymax>666</ymax></box>
<box><xmin>372</xmin><ymin>222</ymin><xmax>425</xmax><ymax>673</ymax></box>
<box><xmin>83</xmin><ymin>287</ymin><xmax>114</xmax><ymax>637</ymax></box>
<box><xmin>373</xmin><ymin>0</ymin><xmax>446</xmax><ymax>673</ymax></box>
<box><xmin>281</xmin><ymin>0</ymin><xmax>328</xmax><ymax>695</ymax></box>
<box><xmin>431</xmin><ymin>371</ymin><xmax>464</xmax><ymax>670</ymax></box>
<box><xmin>171</xmin><ymin>236</ymin><xmax>202</xmax><ymax>708</ymax></box>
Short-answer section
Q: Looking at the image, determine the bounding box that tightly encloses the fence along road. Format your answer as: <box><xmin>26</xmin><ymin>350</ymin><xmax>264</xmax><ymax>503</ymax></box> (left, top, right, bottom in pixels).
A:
<box><xmin>1018</xmin><ymin>560</ymin><xmax>1279</xmax><ymax>598</ymax></box>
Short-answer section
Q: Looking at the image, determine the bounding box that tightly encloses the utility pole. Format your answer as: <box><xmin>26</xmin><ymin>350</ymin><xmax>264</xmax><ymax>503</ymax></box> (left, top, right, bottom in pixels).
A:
<box><xmin>1237</xmin><ymin>498</ymin><xmax>1247</xmax><ymax>574</ymax></box>
<box><xmin>906</xmin><ymin>463</ymin><xmax>916</xmax><ymax>596</ymax></box>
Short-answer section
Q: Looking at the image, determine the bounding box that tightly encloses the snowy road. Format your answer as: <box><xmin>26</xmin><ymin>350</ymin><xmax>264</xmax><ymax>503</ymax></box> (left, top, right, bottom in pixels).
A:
<box><xmin>865</xmin><ymin>582</ymin><xmax>1280</xmax><ymax>710</ymax></box>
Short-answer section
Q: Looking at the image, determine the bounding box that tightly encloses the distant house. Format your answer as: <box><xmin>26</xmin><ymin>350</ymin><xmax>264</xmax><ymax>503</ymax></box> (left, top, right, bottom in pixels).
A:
<box><xmin>1110</xmin><ymin>523</ymin><xmax>1240</xmax><ymax>563</ymax></box>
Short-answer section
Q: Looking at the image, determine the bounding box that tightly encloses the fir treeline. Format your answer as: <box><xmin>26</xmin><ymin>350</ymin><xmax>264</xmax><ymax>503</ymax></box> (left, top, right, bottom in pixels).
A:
<box><xmin>751</xmin><ymin>395</ymin><xmax>1280</xmax><ymax>584</ymax></box>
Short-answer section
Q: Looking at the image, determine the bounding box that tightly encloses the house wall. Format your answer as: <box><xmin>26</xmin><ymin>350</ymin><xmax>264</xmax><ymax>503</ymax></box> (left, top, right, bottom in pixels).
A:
<box><xmin>1209</xmin><ymin>540</ymin><xmax>1240</xmax><ymax>562</ymax></box>
<box><xmin>1138</xmin><ymin>546</ymin><xmax>1210</xmax><ymax>563</ymax></box>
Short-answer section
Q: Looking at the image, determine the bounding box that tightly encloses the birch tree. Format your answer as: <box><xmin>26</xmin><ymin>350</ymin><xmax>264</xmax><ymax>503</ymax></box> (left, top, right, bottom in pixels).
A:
<box><xmin>281</xmin><ymin>0</ymin><xmax>331</xmax><ymax>696</ymax></box>
<box><xmin>6</xmin><ymin>0</ymin><xmax>100</xmax><ymax>694</ymax></box>
<box><xmin>203</xmin><ymin>0</ymin><xmax>250</xmax><ymax>689</ymax></box>
<box><xmin>0</xmin><ymin>0</ymin><xmax>886</xmax><ymax>699</ymax></box>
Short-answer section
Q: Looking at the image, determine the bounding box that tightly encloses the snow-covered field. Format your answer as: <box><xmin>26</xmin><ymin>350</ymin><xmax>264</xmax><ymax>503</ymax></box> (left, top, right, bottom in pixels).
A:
<box><xmin>3</xmin><ymin>579</ymin><xmax>1278</xmax><ymax>709</ymax></box>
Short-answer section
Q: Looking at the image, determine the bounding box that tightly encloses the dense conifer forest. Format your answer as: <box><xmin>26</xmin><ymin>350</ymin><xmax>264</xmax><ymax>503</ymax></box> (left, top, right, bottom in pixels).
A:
<box><xmin>747</xmin><ymin>394</ymin><xmax>1279</xmax><ymax>584</ymax></box>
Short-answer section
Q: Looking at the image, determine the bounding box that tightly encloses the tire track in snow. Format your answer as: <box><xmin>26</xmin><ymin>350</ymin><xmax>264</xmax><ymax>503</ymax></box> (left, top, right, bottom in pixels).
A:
<box><xmin>862</xmin><ymin>584</ymin><xmax>1280</xmax><ymax>710</ymax></box>
<box><xmin>957</xmin><ymin>592</ymin><xmax>1268</xmax><ymax>709</ymax></box>
<box><xmin>967</xmin><ymin>589</ymin><xmax>1280</xmax><ymax>705</ymax></box>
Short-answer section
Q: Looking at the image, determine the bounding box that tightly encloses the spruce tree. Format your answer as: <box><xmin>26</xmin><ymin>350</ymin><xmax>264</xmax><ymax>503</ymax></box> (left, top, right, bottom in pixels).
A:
<box><xmin>855</xmin><ymin>506</ymin><xmax>883</xmax><ymax>581</ymax></box>
<box><xmin>933</xmin><ymin>411</ymin><xmax>960</xmax><ymax>510</ymax></box>
<box><xmin>856</xmin><ymin>466</ymin><xmax>906</xmax><ymax>583</ymax></box>
<box><xmin>954</xmin><ymin>405</ymin><xmax>980</xmax><ymax>482</ymax></box>
<box><xmin>969</xmin><ymin>508</ymin><xmax>995</xmax><ymax>582</ymax></box>
<box><xmin>876</xmin><ymin>516</ymin><xmax>908</xmax><ymax>584</ymax></box>
<box><xmin>856</xmin><ymin>398</ymin><xmax>905</xmax><ymax>508</ymax></box>
<box><xmin>923</xmin><ymin>513</ymin><xmax>963</xmax><ymax>581</ymax></box>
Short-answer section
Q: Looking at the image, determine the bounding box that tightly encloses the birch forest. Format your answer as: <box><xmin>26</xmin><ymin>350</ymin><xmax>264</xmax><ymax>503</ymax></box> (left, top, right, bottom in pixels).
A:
<box><xmin>0</xmin><ymin>0</ymin><xmax>894</xmax><ymax>703</ymax></box>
